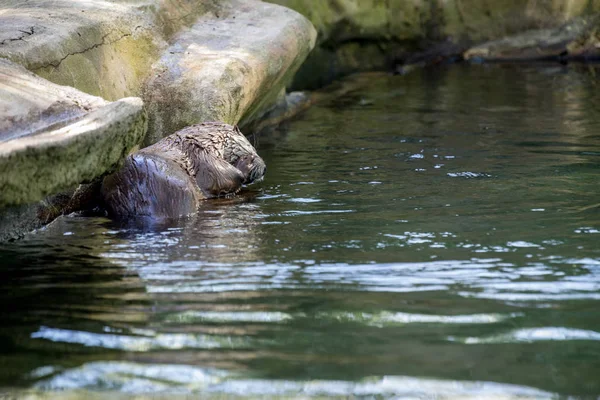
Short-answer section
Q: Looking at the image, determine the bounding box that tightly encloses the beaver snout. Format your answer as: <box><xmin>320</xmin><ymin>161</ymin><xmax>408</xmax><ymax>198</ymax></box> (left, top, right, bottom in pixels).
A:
<box><xmin>248</xmin><ymin>157</ymin><xmax>266</xmax><ymax>184</ymax></box>
<box><xmin>236</xmin><ymin>155</ymin><xmax>266</xmax><ymax>184</ymax></box>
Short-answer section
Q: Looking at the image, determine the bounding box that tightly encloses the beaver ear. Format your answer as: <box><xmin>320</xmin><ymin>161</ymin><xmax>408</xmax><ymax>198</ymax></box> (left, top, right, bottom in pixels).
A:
<box><xmin>194</xmin><ymin>150</ymin><xmax>245</xmax><ymax>197</ymax></box>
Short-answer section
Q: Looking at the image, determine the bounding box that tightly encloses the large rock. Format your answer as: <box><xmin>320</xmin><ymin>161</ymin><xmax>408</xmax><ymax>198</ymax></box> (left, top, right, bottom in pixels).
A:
<box><xmin>0</xmin><ymin>0</ymin><xmax>317</xmax><ymax>143</ymax></box>
<box><xmin>0</xmin><ymin>58</ymin><xmax>146</xmax><ymax>209</ymax></box>
<box><xmin>143</xmin><ymin>0</ymin><xmax>317</xmax><ymax>144</ymax></box>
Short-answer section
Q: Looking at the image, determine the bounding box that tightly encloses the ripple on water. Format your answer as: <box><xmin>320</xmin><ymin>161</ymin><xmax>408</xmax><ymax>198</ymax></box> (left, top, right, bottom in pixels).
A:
<box><xmin>30</xmin><ymin>326</ymin><xmax>265</xmax><ymax>351</ymax></box>
<box><xmin>126</xmin><ymin>257</ymin><xmax>600</xmax><ymax>302</ymax></box>
<box><xmin>279</xmin><ymin>209</ymin><xmax>355</xmax><ymax>216</ymax></box>
<box><xmin>30</xmin><ymin>362</ymin><xmax>557</xmax><ymax>398</ymax></box>
<box><xmin>286</xmin><ymin>198</ymin><xmax>322</xmax><ymax>203</ymax></box>
<box><xmin>446</xmin><ymin>172</ymin><xmax>493</xmax><ymax>178</ymax></box>
<box><xmin>159</xmin><ymin>310</ymin><xmax>522</xmax><ymax>327</ymax></box>
<box><xmin>452</xmin><ymin>327</ymin><xmax>600</xmax><ymax>344</ymax></box>
<box><xmin>34</xmin><ymin>362</ymin><xmax>226</xmax><ymax>393</ymax></box>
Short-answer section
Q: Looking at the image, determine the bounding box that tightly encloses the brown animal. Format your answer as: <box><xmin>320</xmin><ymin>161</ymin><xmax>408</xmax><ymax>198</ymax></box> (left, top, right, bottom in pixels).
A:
<box><xmin>102</xmin><ymin>122</ymin><xmax>266</xmax><ymax>218</ymax></box>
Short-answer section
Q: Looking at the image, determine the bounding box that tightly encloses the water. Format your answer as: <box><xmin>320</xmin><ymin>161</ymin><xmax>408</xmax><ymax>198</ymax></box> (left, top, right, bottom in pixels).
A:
<box><xmin>1</xmin><ymin>64</ymin><xmax>599</xmax><ymax>399</ymax></box>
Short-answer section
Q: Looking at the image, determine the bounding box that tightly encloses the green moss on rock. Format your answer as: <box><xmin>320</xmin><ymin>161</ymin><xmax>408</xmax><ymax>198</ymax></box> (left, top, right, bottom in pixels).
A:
<box><xmin>267</xmin><ymin>0</ymin><xmax>599</xmax><ymax>88</ymax></box>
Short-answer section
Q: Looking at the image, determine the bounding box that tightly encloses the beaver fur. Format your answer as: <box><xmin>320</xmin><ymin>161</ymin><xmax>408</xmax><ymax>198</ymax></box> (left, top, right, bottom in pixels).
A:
<box><xmin>101</xmin><ymin>122</ymin><xmax>266</xmax><ymax>218</ymax></box>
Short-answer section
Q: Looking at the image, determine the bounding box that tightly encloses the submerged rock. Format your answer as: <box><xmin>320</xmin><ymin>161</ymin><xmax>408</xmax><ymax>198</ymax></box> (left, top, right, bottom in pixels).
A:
<box><xmin>102</xmin><ymin>122</ymin><xmax>266</xmax><ymax>219</ymax></box>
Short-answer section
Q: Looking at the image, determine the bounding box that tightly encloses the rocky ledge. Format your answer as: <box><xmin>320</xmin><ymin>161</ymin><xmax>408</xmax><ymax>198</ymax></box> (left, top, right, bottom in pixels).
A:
<box><xmin>0</xmin><ymin>59</ymin><xmax>146</xmax><ymax>208</ymax></box>
<box><xmin>0</xmin><ymin>0</ymin><xmax>316</xmax><ymax>241</ymax></box>
<box><xmin>464</xmin><ymin>15</ymin><xmax>600</xmax><ymax>62</ymax></box>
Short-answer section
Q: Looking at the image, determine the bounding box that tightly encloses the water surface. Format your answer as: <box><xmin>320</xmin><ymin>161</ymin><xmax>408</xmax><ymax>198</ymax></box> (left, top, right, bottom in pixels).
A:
<box><xmin>1</xmin><ymin>64</ymin><xmax>599</xmax><ymax>398</ymax></box>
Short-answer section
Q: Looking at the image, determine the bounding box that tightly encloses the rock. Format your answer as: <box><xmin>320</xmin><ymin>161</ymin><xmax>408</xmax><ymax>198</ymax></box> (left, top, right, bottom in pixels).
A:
<box><xmin>266</xmin><ymin>0</ymin><xmax>600</xmax><ymax>89</ymax></box>
<box><xmin>0</xmin><ymin>58</ymin><xmax>147</xmax><ymax>208</ymax></box>
<box><xmin>0</xmin><ymin>0</ymin><xmax>317</xmax><ymax>141</ymax></box>
<box><xmin>102</xmin><ymin>122</ymin><xmax>266</xmax><ymax>219</ymax></box>
<box><xmin>247</xmin><ymin>71</ymin><xmax>390</xmax><ymax>134</ymax></box>
<box><xmin>0</xmin><ymin>58</ymin><xmax>106</xmax><ymax>141</ymax></box>
<box><xmin>0</xmin><ymin>193</ymin><xmax>73</xmax><ymax>242</ymax></box>
<box><xmin>464</xmin><ymin>15</ymin><xmax>600</xmax><ymax>61</ymax></box>
<box><xmin>143</xmin><ymin>0</ymin><xmax>317</xmax><ymax>144</ymax></box>
<box><xmin>0</xmin><ymin>0</ymin><xmax>164</xmax><ymax>101</ymax></box>
<box><xmin>246</xmin><ymin>91</ymin><xmax>314</xmax><ymax>134</ymax></box>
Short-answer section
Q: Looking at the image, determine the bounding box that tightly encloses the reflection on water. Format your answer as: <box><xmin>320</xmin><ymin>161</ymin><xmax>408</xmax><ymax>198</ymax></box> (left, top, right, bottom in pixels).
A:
<box><xmin>1</xmin><ymin>64</ymin><xmax>600</xmax><ymax>398</ymax></box>
<box><xmin>31</xmin><ymin>362</ymin><xmax>556</xmax><ymax>398</ymax></box>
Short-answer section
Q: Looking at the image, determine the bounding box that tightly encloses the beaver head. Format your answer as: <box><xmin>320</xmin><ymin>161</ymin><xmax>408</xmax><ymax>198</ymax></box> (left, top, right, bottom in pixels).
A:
<box><xmin>161</xmin><ymin>122</ymin><xmax>266</xmax><ymax>198</ymax></box>
<box><xmin>223</xmin><ymin>126</ymin><xmax>266</xmax><ymax>185</ymax></box>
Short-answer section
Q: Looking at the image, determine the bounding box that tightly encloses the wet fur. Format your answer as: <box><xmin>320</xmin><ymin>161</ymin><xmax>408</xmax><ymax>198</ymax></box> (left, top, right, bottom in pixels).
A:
<box><xmin>102</xmin><ymin>122</ymin><xmax>266</xmax><ymax>218</ymax></box>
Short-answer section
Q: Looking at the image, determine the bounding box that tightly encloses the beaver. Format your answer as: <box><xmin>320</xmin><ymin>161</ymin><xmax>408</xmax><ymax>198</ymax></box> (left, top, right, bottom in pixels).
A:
<box><xmin>101</xmin><ymin>122</ymin><xmax>266</xmax><ymax>218</ymax></box>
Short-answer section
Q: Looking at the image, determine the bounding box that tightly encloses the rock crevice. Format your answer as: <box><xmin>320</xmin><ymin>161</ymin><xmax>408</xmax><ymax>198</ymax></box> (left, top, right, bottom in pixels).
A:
<box><xmin>32</xmin><ymin>26</ymin><xmax>143</xmax><ymax>71</ymax></box>
<box><xmin>0</xmin><ymin>26</ymin><xmax>35</xmax><ymax>45</ymax></box>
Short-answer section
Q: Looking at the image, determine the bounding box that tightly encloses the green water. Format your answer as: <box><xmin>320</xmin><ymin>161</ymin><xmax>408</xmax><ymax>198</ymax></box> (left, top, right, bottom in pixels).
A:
<box><xmin>0</xmin><ymin>64</ymin><xmax>599</xmax><ymax>399</ymax></box>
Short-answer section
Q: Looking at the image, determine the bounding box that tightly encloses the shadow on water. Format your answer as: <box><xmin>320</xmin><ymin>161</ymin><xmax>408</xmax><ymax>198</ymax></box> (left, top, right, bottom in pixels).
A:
<box><xmin>0</xmin><ymin>64</ymin><xmax>599</xmax><ymax>398</ymax></box>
